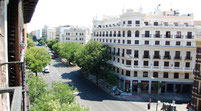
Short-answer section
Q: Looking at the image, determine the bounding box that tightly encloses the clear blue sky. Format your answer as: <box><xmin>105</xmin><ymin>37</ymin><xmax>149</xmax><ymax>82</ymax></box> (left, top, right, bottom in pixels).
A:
<box><xmin>27</xmin><ymin>0</ymin><xmax>201</xmax><ymax>32</ymax></box>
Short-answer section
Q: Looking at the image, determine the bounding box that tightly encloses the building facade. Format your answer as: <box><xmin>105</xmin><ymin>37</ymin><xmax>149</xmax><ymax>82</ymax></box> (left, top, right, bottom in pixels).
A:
<box><xmin>93</xmin><ymin>9</ymin><xmax>196</xmax><ymax>94</ymax></box>
<box><xmin>42</xmin><ymin>25</ymin><xmax>48</xmax><ymax>40</ymax></box>
<box><xmin>62</xmin><ymin>26</ymin><xmax>91</xmax><ymax>44</ymax></box>
<box><xmin>0</xmin><ymin>0</ymin><xmax>38</xmax><ymax>110</ymax></box>
<box><xmin>47</xmin><ymin>27</ymin><xmax>56</xmax><ymax>40</ymax></box>
<box><xmin>30</xmin><ymin>29</ymin><xmax>41</xmax><ymax>40</ymax></box>
<box><xmin>55</xmin><ymin>25</ymin><xmax>71</xmax><ymax>42</ymax></box>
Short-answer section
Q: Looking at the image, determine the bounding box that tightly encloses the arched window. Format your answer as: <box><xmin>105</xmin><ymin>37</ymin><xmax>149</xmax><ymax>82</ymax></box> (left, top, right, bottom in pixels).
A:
<box><xmin>135</xmin><ymin>30</ymin><xmax>140</xmax><ymax>37</ymax></box>
<box><xmin>127</xmin><ymin>30</ymin><xmax>131</xmax><ymax>37</ymax></box>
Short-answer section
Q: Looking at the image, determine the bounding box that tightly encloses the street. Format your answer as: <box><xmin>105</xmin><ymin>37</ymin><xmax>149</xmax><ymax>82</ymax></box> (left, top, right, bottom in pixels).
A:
<box><xmin>40</xmin><ymin>58</ymin><xmax>148</xmax><ymax>111</ymax></box>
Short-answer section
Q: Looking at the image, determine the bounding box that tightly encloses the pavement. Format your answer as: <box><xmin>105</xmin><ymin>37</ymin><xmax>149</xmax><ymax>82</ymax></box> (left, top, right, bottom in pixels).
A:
<box><xmin>85</xmin><ymin>74</ymin><xmax>189</xmax><ymax>111</ymax></box>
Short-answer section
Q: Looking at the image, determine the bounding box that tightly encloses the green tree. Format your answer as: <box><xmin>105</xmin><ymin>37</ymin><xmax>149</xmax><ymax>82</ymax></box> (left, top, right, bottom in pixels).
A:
<box><xmin>47</xmin><ymin>39</ymin><xmax>58</xmax><ymax>49</ymax></box>
<box><xmin>52</xmin><ymin>42</ymin><xmax>64</xmax><ymax>55</ymax></box>
<box><xmin>59</xmin><ymin>42</ymin><xmax>83</xmax><ymax>65</ymax></box>
<box><xmin>75</xmin><ymin>41</ymin><xmax>111</xmax><ymax>84</ymax></box>
<box><xmin>26</xmin><ymin>47</ymin><xmax>51</xmax><ymax>76</ymax></box>
<box><xmin>38</xmin><ymin>37</ymin><xmax>45</xmax><ymax>45</ymax></box>
<box><xmin>28</xmin><ymin>76</ymin><xmax>88</xmax><ymax>111</ymax></box>
<box><xmin>27</xmin><ymin>38</ymin><xmax>36</xmax><ymax>49</ymax></box>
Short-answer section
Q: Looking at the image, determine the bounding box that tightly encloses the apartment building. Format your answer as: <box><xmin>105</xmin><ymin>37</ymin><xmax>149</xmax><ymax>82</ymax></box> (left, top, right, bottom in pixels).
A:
<box><xmin>0</xmin><ymin>0</ymin><xmax>38</xmax><ymax>111</ymax></box>
<box><xmin>47</xmin><ymin>27</ymin><xmax>56</xmax><ymax>40</ymax></box>
<box><xmin>62</xmin><ymin>26</ymin><xmax>91</xmax><ymax>44</ymax></box>
<box><xmin>93</xmin><ymin>9</ymin><xmax>196</xmax><ymax>94</ymax></box>
<box><xmin>30</xmin><ymin>29</ymin><xmax>41</xmax><ymax>40</ymax></box>
<box><xmin>42</xmin><ymin>25</ymin><xmax>48</xmax><ymax>40</ymax></box>
<box><xmin>55</xmin><ymin>25</ymin><xmax>71</xmax><ymax>42</ymax></box>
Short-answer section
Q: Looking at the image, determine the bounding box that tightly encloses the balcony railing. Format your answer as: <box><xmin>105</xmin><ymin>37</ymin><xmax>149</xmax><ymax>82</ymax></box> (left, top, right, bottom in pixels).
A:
<box><xmin>185</xmin><ymin>56</ymin><xmax>192</xmax><ymax>60</ymax></box>
<box><xmin>185</xmin><ymin>35</ymin><xmax>194</xmax><ymax>39</ymax></box>
<box><xmin>142</xmin><ymin>34</ymin><xmax>152</xmax><ymax>38</ymax></box>
<box><xmin>153</xmin><ymin>55</ymin><xmax>161</xmax><ymax>59</ymax></box>
<box><xmin>174</xmin><ymin>35</ymin><xmax>184</xmax><ymax>39</ymax></box>
<box><xmin>143</xmin><ymin>55</ymin><xmax>150</xmax><ymax>59</ymax></box>
<box><xmin>153</xmin><ymin>34</ymin><xmax>162</xmax><ymax>38</ymax></box>
<box><xmin>0</xmin><ymin>87</ymin><xmax>22</xmax><ymax>111</ymax></box>
<box><xmin>164</xmin><ymin>35</ymin><xmax>173</xmax><ymax>38</ymax></box>
<box><xmin>163</xmin><ymin>56</ymin><xmax>171</xmax><ymax>59</ymax></box>
<box><xmin>174</xmin><ymin>56</ymin><xmax>182</xmax><ymax>60</ymax></box>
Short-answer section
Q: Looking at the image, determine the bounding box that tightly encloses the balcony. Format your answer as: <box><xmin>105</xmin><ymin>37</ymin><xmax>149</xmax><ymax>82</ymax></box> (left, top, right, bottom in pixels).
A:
<box><xmin>153</xmin><ymin>55</ymin><xmax>161</xmax><ymax>59</ymax></box>
<box><xmin>143</xmin><ymin>55</ymin><xmax>150</xmax><ymax>59</ymax></box>
<box><xmin>154</xmin><ymin>34</ymin><xmax>162</xmax><ymax>38</ymax></box>
<box><xmin>117</xmin><ymin>34</ymin><xmax>121</xmax><ymax>37</ymax></box>
<box><xmin>186</xmin><ymin>35</ymin><xmax>194</xmax><ymax>39</ymax></box>
<box><xmin>163</xmin><ymin>56</ymin><xmax>171</xmax><ymax>59</ymax></box>
<box><xmin>174</xmin><ymin>56</ymin><xmax>182</xmax><ymax>60</ymax></box>
<box><xmin>185</xmin><ymin>56</ymin><xmax>192</xmax><ymax>60</ymax></box>
<box><xmin>0</xmin><ymin>87</ymin><xmax>23</xmax><ymax>111</ymax></box>
<box><xmin>142</xmin><ymin>34</ymin><xmax>152</xmax><ymax>38</ymax></box>
<box><xmin>164</xmin><ymin>35</ymin><xmax>173</xmax><ymax>38</ymax></box>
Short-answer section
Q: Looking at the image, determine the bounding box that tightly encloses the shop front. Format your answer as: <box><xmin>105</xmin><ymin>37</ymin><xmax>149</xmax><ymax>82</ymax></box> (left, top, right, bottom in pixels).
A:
<box><xmin>141</xmin><ymin>81</ymin><xmax>149</xmax><ymax>93</ymax></box>
<box><xmin>132</xmin><ymin>80</ymin><xmax>138</xmax><ymax>92</ymax></box>
<box><xmin>125</xmin><ymin>80</ymin><xmax>130</xmax><ymax>92</ymax></box>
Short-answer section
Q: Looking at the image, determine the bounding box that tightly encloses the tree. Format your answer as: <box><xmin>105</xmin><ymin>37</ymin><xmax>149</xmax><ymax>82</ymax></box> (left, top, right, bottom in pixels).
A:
<box><xmin>75</xmin><ymin>41</ymin><xmax>111</xmax><ymax>84</ymax></box>
<box><xmin>26</xmin><ymin>47</ymin><xmax>51</xmax><ymax>76</ymax></box>
<box><xmin>38</xmin><ymin>37</ymin><xmax>45</xmax><ymax>45</ymax></box>
<box><xmin>52</xmin><ymin>42</ymin><xmax>64</xmax><ymax>55</ymax></box>
<box><xmin>47</xmin><ymin>39</ymin><xmax>58</xmax><ymax>49</ymax></box>
<box><xmin>27</xmin><ymin>76</ymin><xmax>88</xmax><ymax>111</ymax></box>
<box><xmin>59</xmin><ymin>42</ymin><xmax>83</xmax><ymax>65</ymax></box>
<box><xmin>27</xmin><ymin>38</ymin><xmax>36</xmax><ymax>49</ymax></box>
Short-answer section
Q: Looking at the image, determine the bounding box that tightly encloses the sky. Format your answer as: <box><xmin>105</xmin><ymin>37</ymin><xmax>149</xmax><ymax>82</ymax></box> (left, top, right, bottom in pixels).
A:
<box><xmin>27</xmin><ymin>0</ymin><xmax>201</xmax><ymax>32</ymax></box>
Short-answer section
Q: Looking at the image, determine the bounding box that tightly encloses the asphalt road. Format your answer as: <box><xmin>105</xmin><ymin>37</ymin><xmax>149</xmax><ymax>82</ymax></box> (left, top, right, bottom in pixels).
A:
<box><xmin>41</xmin><ymin>58</ymin><xmax>147</xmax><ymax>111</ymax></box>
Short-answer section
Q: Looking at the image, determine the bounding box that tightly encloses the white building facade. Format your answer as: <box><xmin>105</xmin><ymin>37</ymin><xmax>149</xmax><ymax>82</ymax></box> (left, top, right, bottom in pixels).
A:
<box><xmin>93</xmin><ymin>9</ymin><xmax>196</xmax><ymax>94</ymax></box>
<box><xmin>62</xmin><ymin>26</ymin><xmax>91</xmax><ymax>44</ymax></box>
<box><xmin>47</xmin><ymin>27</ymin><xmax>56</xmax><ymax>40</ymax></box>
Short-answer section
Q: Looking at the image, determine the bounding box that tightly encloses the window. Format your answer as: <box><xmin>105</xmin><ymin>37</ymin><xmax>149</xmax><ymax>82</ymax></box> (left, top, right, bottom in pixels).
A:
<box><xmin>175</xmin><ymin>51</ymin><xmax>180</xmax><ymax>59</ymax></box>
<box><xmin>143</xmin><ymin>72</ymin><xmax>148</xmax><ymax>77</ymax></box>
<box><xmin>122</xmin><ymin>59</ymin><xmax>124</xmax><ymax>64</ymax></box>
<box><xmin>164</xmin><ymin>22</ymin><xmax>168</xmax><ymax>26</ymax></box>
<box><xmin>174</xmin><ymin>22</ymin><xmax>178</xmax><ymax>26</ymax></box>
<box><xmin>113</xmin><ymin>57</ymin><xmax>115</xmax><ymax>61</ymax></box>
<box><xmin>154</xmin><ymin>61</ymin><xmax>159</xmax><ymax>66</ymax></box>
<box><xmin>118</xmin><ymin>31</ymin><xmax>121</xmax><ymax>37</ymax></box>
<box><xmin>187</xmin><ymin>42</ymin><xmax>191</xmax><ymax>46</ymax></box>
<box><xmin>155</xmin><ymin>31</ymin><xmax>160</xmax><ymax>38</ymax></box>
<box><xmin>127</xmin><ymin>40</ymin><xmax>131</xmax><ymax>44</ymax></box>
<box><xmin>174</xmin><ymin>62</ymin><xmax>180</xmax><ymax>67</ymax></box>
<box><xmin>185</xmin><ymin>73</ymin><xmax>189</xmax><ymax>79</ymax></box>
<box><xmin>110</xmin><ymin>31</ymin><xmax>112</xmax><ymax>37</ymax></box>
<box><xmin>176</xmin><ymin>41</ymin><xmax>181</xmax><ymax>46</ymax></box>
<box><xmin>145</xmin><ymin>40</ymin><xmax>149</xmax><ymax>45</ymax></box>
<box><xmin>165</xmin><ymin>41</ymin><xmax>170</xmax><ymax>45</ymax></box>
<box><xmin>187</xmin><ymin>32</ymin><xmax>192</xmax><ymax>38</ymax></box>
<box><xmin>144</xmin><ymin>61</ymin><xmax>149</xmax><ymax>66</ymax></box>
<box><xmin>127</xmin><ymin>30</ymin><xmax>131</xmax><ymax>37</ymax></box>
<box><xmin>154</xmin><ymin>51</ymin><xmax>160</xmax><ymax>59</ymax></box>
<box><xmin>118</xmin><ymin>39</ymin><xmax>120</xmax><ymax>43</ymax></box>
<box><xmin>126</xmin><ymin>60</ymin><xmax>131</xmax><ymax>65</ymax></box>
<box><xmin>117</xmin><ymin>68</ymin><xmax>119</xmax><ymax>73</ymax></box>
<box><xmin>174</xmin><ymin>73</ymin><xmax>179</xmax><ymax>79</ymax></box>
<box><xmin>136</xmin><ymin>21</ymin><xmax>140</xmax><ymax>24</ymax></box>
<box><xmin>134</xmin><ymin>61</ymin><xmax>138</xmax><ymax>65</ymax></box>
<box><xmin>164</xmin><ymin>62</ymin><xmax>169</xmax><ymax>67</ymax></box>
<box><xmin>153</xmin><ymin>72</ymin><xmax>158</xmax><ymax>78</ymax></box>
<box><xmin>114</xmin><ymin>39</ymin><xmax>116</xmax><ymax>43</ymax></box>
<box><xmin>134</xmin><ymin>71</ymin><xmax>137</xmax><ymax>77</ymax></box>
<box><xmin>135</xmin><ymin>31</ymin><xmax>140</xmax><ymax>37</ymax></box>
<box><xmin>123</xmin><ymin>31</ymin><xmax>125</xmax><ymax>37</ymax></box>
<box><xmin>143</xmin><ymin>51</ymin><xmax>149</xmax><ymax>58</ymax></box>
<box><xmin>113</xmin><ymin>31</ymin><xmax>116</xmax><ymax>37</ymax></box>
<box><xmin>110</xmin><ymin>39</ymin><xmax>112</xmax><ymax>43</ymax></box>
<box><xmin>155</xmin><ymin>41</ymin><xmax>160</xmax><ymax>45</ymax></box>
<box><xmin>126</xmin><ymin>49</ymin><xmax>132</xmax><ymax>54</ymax></box>
<box><xmin>166</xmin><ymin>31</ymin><xmax>171</xmax><ymax>38</ymax></box>
<box><xmin>126</xmin><ymin>70</ymin><xmax>130</xmax><ymax>76</ymax></box>
<box><xmin>185</xmin><ymin>62</ymin><xmax>190</xmax><ymax>67</ymax></box>
<box><xmin>186</xmin><ymin>51</ymin><xmax>191</xmax><ymax>59</ymax></box>
<box><xmin>128</xmin><ymin>21</ymin><xmax>132</xmax><ymax>24</ymax></box>
<box><xmin>176</xmin><ymin>31</ymin><xmax>181</xmax><ymax>38</ymax></box>
<box><xmin>123</xmin><ymin>21</ymin><xmax>125</xmax><ymax>24</ymax></box>
<box><xmin>145</xmin><ymin>31</ymin><xmax>150</xmax><ymax>37</ymax></box>
<box><xmin>135</xmin><ymin>40</ymin><xmax>139</xmax><ymax>44</ymax></box>
<box><xmin>121</xmin><ymin>69</ymin><xmax>124</xmax><ymax>75</ymax></box>
<box><xmin>154</xmin><ymin>22</ymin><xmax>158</xmax><ymax>26</ymax></box>
<box><xmin>144</xmin><ymin>22</ymin><xmax>148</xmax><ymax>26</ymax></box>
<box><xmin>134</xmin><ymin>50</ymin><xmax>139</xmax><ymax>58</ymax></box>
<box><xmin>117</xmin><ymin>58</ymin><xmax>120</xmax><ymax>63</ymax></box>
<box><xmin>163</xmin><ymin>72</ymin><xmax>168</xmax><ymax>78</ymax></box>
<box><xmin>123</xmin><ymin>40</ymin><xmax>125</xmax><ymax>44</ymax></box>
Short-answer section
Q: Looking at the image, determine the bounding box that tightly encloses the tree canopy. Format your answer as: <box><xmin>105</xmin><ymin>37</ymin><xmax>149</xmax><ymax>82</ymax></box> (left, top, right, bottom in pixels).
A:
<box><xmin>38</xmin><ymin>37</ymin><xmax>46</xmax><ymax>45</ymax></box>
<box><xmin>28</xmin><ymin>76</ymin><xmax>89</xmax><ymax>111</ymax></box>
<box><xmin>59</xmin><ymin>42</ymin><xmax>83</xmax><ymax>64</ymax></box>
<box><xmin>75</xmin><ymin>41</ymin><xmax>111</xmax><ymax>83</ymax></box>
<box><xmin>47</xmin><ymin>39</ymin><xmax>58</xmax><ymax>49</ymax></box>
<box><xmin>52</xmin><ymin>42</ymin><xmax>64</xmax><ymax>54</ymax></box>
<box><xmin>27</xmin><ymin>38</ymin><xmax>36</xmax><ymax>49</ymax></box>
<box><xmin>26</xmin><ymin>47</ymin><xmax>51</xmax><ymax>75</ymax></box>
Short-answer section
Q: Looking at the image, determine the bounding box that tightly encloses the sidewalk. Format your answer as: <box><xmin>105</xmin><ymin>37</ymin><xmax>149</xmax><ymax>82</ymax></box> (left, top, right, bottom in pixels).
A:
<box><xmin>84</xmin><ymin>74</ymin><xmax>189</xmax><ymax>111</ymax></box>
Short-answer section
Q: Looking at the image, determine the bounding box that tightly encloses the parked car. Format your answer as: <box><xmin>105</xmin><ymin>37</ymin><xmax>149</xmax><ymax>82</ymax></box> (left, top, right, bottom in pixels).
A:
<box><xmin>43</xmin><ymin>66</ymin><xmax>50</xmax><ymax>73</ymax></box>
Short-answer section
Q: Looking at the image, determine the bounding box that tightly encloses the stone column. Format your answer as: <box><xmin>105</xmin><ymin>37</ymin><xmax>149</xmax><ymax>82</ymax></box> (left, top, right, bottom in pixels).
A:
<box><xmin>149</xmin><ymin>80</ymin><xmax>152</xmax><ymax>94</ymax></box>
<box><xmin>138</xmin><ymin>80</ymin><xmax>141</xmax><ymax>93</ymax></box>
<box><xmin>158</xmin><ymin>81</ymin><xmax>162</xmax><ymax>94</ymax></box>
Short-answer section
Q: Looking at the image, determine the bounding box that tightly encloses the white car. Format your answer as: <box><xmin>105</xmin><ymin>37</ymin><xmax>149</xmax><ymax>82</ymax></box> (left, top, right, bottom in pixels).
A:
<box><xmin>44</xmin><ymin>66</ymin><xmax>50</xmax><ymax>73</ymax></box>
